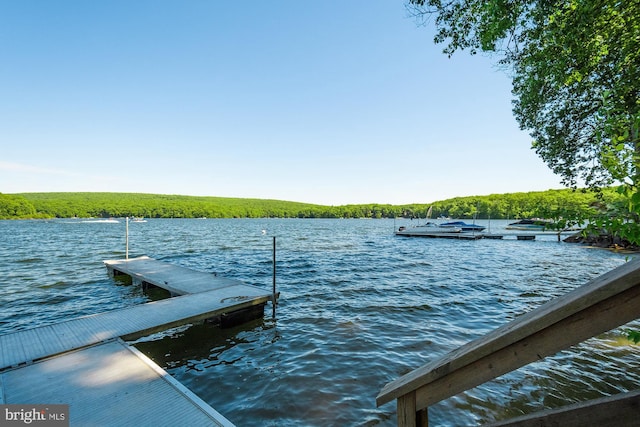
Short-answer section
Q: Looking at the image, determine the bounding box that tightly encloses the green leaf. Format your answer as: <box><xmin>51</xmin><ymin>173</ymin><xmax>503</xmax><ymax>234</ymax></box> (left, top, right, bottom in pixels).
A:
<box><xmin>628</xmin><ymin>330</ymin><xmax>640</xmax><ymax>344</ymax></box>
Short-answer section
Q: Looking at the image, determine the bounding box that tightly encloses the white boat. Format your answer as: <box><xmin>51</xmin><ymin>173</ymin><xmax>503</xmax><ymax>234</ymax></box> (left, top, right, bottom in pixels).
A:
<box><xmin>130</xmin><ymin>217</ymin><xmax>147</xmax><ymax>223</ymax></box>
<box><xmin>395</xmin><ymin>222</ymin><xmax>462</xmax><ymax>236</ymax></box>
<box><xmin>440</xmin><ymin>221</ymin><xmax>486</xmax><ymax>232</ymax></box>
<box><xmin>506</xmin><ymin>219</ymin><xmax>551</xmax><ymax>230</ymax></box>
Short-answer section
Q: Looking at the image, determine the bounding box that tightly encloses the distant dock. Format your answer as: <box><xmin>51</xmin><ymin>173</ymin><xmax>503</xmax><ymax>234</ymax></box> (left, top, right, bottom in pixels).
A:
<box><xmin>394</xmin><ymin>230</ymin><xmax>582</xmax><ymax>241</ymax></box>
<box><xmin>395</xmin><ymin>231</ymin><xmax>484</xmax><ymax>240</ymax></box>
<box><xmin>1</xmin><ymin>256</ymin><xmax>277</xmax><ymax>426</ymax></box>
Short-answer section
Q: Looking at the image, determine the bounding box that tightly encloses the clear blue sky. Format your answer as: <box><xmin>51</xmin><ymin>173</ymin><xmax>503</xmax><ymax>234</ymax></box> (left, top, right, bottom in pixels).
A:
<box><xmin>0</xmin><ymin>1</ymin><xmax>563</xmax><ymax>205</ymax></box>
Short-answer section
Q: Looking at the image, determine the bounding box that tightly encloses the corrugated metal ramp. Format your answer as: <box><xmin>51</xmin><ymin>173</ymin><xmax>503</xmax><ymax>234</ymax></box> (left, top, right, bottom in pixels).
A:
<box><xmin>1</xmin><ymin>339</ymin><xmax>234</xmax><ymax>426</ymax></box>
<box><xmin>0</xmin><ymin>288</ymin><xmax>271</xmax><ymax>371</ymax></box>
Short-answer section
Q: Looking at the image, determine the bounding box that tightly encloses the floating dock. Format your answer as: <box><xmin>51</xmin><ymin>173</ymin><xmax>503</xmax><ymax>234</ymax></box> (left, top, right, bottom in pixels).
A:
<box><xmin>1</xmin><ymin>256</ymin><xmax>277</xmax><ymax>426</ymax></box>
<box><xmin>395</xmin><ymin>231</ymin><xmax>484</xmax><ymax>240</ymax></box>
<box><xmin>517</xmin><ymin>235</ymin><xmax>536</xmax><ymax>240</ymax></box>
<box><xmin>482</xmin><ymin>234</ymin><xmax>504</xmax><ymax>240</ymax></box>
<box><xmin>0</xmin><ymin>286</ymin><xmax>272</xmax><ymax>370</ymax></box>
<box><xmin>104</xmin><ymin>255</ymin><xmax>255</xmax><ymax>296</ymax></box>
<box><xmin>394</xmin><ymin>231</ymin><xmax>579</xmax><ymax>241</ymax></box>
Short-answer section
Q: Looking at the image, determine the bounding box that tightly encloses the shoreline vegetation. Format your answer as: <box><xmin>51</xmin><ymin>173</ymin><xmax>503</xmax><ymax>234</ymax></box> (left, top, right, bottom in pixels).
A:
<box><xmin>0</xmin><ymin>188</ymin><xmax>636</xmax><ymax>251</ymax></box>
<box><xmin>0</xmin><ymin>189</ymin><xmax>619</xmax><ymax>221</ymax></box>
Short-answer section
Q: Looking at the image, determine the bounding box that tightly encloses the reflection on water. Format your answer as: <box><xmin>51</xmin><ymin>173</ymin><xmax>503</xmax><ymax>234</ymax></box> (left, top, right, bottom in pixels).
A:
<box><xmin>0</xmin><ymin>218</ymin><xmax>638</xmax><ymax>426</ymax></box>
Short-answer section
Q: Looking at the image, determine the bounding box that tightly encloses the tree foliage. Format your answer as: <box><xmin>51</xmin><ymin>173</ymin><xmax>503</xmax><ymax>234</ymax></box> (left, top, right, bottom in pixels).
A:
<box><xmin>0</xmin><ymin>190</ymin><xmax>620</xmax><ymax>221</ymax></box>
<box><xmin>0</xmin><ymin>194</ymin><xmax>39</xmax><ymax>219</ymax></box>
<box><xmin>408</xmin><ymin>0</ymin><xmax>640</xmax><ymax>243</ymax></box>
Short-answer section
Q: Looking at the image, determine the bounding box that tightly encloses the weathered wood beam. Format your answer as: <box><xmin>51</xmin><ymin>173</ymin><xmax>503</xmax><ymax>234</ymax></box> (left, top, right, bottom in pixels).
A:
<box><xmin>397</xmin><ymin>392</ymin><xmax>416</xmax><ymax>427</ymax></box>
<box><xmin>485</xmin><ymin>389</ymin><xmax>640</xmax><ymax>427</ymax></box>
<box><xmin>414</xmin><ymin>282</ymin><xmax>640</xmax><ymax>409</ymax></box>
<box><xmin>377</xmin><ymin>257</ymin><xmax>640</xmax><ymax>407</ymax></box>
<box><xmin>396</xmin><ymin>392</ymin><xmax>428</xmax><ymax>427</ymax></box>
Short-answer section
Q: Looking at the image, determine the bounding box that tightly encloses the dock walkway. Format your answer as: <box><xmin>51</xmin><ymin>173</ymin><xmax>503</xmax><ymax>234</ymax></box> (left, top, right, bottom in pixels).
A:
<box><xmin>395</xmin><ymin>231</ymin><xmax>484</xmax><ymax>239</ymax></box>
<box><xmin>104</xmin><ymin>256</ymin><xmax>251</xmax><ymax>295</ymax></box>
<box><xmin>1</xmin><ymin>339</ymin><xmax>234</xmax><ymax>426</ymax></box>
<box><xmin>1</xmin><ymin>256</ymin><xmax>276</xmax><ymax>426</ymax></box>
<box><xmin>0</xmin><ymin>287</ymin><xmax>272</xmax><ymax>370</ymax></box>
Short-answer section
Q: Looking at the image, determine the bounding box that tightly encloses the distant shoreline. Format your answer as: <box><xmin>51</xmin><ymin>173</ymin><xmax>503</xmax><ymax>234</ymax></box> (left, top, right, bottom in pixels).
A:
<box><xmin>1</xmin><ymin>189</ymin><xmax>621</xmax><ymax>221</ymax></box>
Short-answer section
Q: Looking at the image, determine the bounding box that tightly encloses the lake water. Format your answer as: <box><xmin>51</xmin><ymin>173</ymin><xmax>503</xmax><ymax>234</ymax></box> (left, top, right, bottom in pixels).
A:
<box><xmin>1</xmin><ymin>218</ymin><xmax>638</xmax><ymax>426</ymax></box>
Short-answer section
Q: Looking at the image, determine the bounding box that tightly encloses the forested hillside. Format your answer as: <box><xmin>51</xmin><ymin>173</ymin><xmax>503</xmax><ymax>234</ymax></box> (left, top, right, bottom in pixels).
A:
<box><xmin>0</xmin><ymin>189</ymin><xmax>620</xmax><ymax>220</ymax></box>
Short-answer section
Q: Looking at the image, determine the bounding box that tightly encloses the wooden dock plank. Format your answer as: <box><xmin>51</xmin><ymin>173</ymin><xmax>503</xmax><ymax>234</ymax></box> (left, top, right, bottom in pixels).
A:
<box><xmin>0</xmin><ymin>289</ymin><xmax>271</xmax><ymax>371</ymax></box>
<box><xmin>1</xmin><ymin>339</ymin><xmax>234</xmax><ymax>426</ymax></box>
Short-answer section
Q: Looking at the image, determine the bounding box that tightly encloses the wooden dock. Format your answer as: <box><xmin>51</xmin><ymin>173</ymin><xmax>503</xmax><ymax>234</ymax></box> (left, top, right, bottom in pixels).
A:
<box><xmin>0</xmin><ymin>256</ymin><xmax>277</xmax><ymax>426</ymax></box>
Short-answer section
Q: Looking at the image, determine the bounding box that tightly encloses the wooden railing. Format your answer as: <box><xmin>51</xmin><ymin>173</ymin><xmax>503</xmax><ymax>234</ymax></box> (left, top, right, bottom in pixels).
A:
<box><xmin>376</xmin><ymin>257</ymin><xmax>640</xmax><ymax>426</ymax></box>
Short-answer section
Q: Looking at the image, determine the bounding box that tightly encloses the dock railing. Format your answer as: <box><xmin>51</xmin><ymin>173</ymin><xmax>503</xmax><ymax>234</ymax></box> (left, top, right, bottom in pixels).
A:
<box><xmin>376</xmin><ymin>257</ymin><xmax>640</xmax><ymax>426</ymax></box>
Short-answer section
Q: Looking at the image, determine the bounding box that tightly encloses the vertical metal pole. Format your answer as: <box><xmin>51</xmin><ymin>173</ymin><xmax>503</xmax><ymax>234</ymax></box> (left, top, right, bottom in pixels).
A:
<box><xmin>126</xmin><ymin>217</ymin><xmax>129</xmax><ymax>260</ymax></box>
<box><xmin>272</xmin><ymin>235</ymin><xmax>276</xmax><ymax>318</ymax></box>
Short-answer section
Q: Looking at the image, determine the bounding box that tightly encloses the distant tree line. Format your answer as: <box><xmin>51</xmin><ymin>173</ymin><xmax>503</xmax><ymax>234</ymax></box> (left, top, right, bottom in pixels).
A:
<box><xmin>0</xmin><ymin>190</ymin><xmax>620</xmax><ymax>221</ymax></box>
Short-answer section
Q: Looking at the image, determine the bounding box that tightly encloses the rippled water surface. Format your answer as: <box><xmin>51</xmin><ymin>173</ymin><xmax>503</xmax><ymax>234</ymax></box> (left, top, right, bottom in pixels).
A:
<box><xmin>1</xmin><ymin>218</ymin><xmax>638</xmax><ymax>426</ymax></box>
